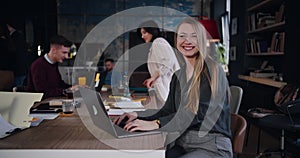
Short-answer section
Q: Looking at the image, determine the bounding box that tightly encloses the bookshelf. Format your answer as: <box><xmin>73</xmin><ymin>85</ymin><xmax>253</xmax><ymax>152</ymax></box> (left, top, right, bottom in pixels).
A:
<box><xmin>247</xmin><ymin>0</ymin><xmax>284</xmax><ymax>12</ymax></box>
<box><xmin>245</xmin><ymin>52</ymin><xmax>283</xmax><ymax>56</ymax></box>
<box><xmin>247</xmin><ymin>21</ymin><xmax>284</xmax><ymax>34</ymax></box>
<box><xmin>246</xmin><ymin>0</ymin><xmax>285</xmax><ymax>55</ymax></box>
<box><xmin>241</xmin><ymin>0</ymin><xmax>286</xmax><ymax>87</ymax></box>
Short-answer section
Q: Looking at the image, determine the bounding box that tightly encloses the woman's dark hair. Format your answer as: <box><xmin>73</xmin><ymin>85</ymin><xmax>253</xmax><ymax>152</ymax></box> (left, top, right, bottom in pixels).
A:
<box><xmin>137</xmin><ymin>20</ymin><xmax>161</xmax><ymax>42</ymax></box>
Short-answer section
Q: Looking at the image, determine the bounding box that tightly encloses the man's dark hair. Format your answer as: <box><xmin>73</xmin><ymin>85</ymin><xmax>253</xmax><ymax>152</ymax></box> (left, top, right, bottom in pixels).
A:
<box><xmin>105</xmin><ymin>58</ymin><xmax>115</xmax><ymax>63</ymax></box>
<box><xmin>6</xmin><ymin>19</ymin><xmax>19</xmax><ymax>30</ymax></box>
<box><xmin>137</xmin><ymin>20</ymin><xmax>161</xmax><ymax>42</ymax></box>
<box><xmin>50</xmin><ymin>35</ymin><xmax>72</xmax><ymax>47</ymax></box>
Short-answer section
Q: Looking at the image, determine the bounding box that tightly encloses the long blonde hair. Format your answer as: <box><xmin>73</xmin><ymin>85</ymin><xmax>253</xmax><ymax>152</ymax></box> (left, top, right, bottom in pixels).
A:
<box><xmin>176</xmin><ymin>18</ymin><xmax>219</xmax><ymax>114</ymax></box>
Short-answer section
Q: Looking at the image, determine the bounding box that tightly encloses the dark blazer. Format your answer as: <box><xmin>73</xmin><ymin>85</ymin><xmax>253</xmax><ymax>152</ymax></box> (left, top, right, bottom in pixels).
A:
<box><xmin>11</xmin><ymin>30</ymin><xmax>28</xmax><ymax>76</ymax></box>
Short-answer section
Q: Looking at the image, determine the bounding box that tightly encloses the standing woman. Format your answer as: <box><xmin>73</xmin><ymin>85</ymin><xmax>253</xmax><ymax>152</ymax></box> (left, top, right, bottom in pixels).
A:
<box><xmin>115</xmin><ymin>17</ymin><xmax>232</xmax><ymax>158</ymax></box>
<box><xmin>137</xmin><ymin>20</ymin><xmax>180</xmax><ymax>109</ymax></box>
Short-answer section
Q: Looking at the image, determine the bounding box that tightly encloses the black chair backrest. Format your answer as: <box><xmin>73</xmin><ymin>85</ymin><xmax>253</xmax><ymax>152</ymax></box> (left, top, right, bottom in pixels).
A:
<box><xmin>274</xmin><ymin>84</ymin><xmax>300</xmax><ymax>115</ymax></box>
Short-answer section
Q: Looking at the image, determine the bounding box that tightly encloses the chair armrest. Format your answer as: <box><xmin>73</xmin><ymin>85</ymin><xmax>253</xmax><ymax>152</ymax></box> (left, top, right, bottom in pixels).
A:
<box><xmin>233</xmin><ymin>124</ymin><xmax>247</xmax><ymax>153</ymax></box>
<box><xmin>231</xmin><ymin>114</ymin><xmax>247</xmax><ymax>154</ymax></box>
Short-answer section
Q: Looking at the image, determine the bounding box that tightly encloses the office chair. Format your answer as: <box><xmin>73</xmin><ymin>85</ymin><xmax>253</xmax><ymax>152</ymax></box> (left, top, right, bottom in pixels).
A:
<box><xmin>255</xmin><ymin>99</ymin><xmax>300</xmax><ymax>158</ymax></box>
<box><xmin>230</xmin><ymin>86</ymin><xmax>243</xmax><ymax>114</ymax></box>
<box><xmin>231</xmin><ymin>113</ymin><xmax>247</xmax><ymax>158</ymax></box>
<box><xmin>244</xmin><ymin>84</ymin><xmax>300</xmax><ymax>157</ymax></box>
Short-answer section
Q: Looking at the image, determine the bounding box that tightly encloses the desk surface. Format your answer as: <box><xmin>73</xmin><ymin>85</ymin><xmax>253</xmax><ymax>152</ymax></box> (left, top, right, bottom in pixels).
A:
<box><xmin>0</xmin><ymin>97</ymin><xmax>165</xmax><ymax>150</ymax></box>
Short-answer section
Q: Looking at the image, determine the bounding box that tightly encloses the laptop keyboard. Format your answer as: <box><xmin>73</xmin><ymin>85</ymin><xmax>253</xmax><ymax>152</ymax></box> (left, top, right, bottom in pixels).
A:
<box><xmin>118</xmin><ymin>119</ymin><xmax>127</xmax><ymax>128</ymax></box>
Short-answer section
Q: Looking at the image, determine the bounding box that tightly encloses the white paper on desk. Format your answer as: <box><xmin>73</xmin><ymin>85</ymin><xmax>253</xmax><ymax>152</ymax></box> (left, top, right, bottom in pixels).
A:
<box><xmin>113</xmin><ymin>101</ymin><xmax>144</xmax><ymax>109</ymax></box>
<box><xmin>108</xmin><ymin>109</ymin><xmax>145</xmax><ymax>116</ymax></box>
<box><xmin>49</xmin><ymin>99</ymin><xmax>63</xmax><ymax>106</ymax></box>
<box><xmin>29</xmin><ymin>113</ymin><xmax>59</xmax><ymax>120</ymax></box>
<box><xmin>0</xmin><ymin>114</ymin><xmax>21</xmax><ymax>138</ymax></box>
<box><xmin>29</xmin><ymin>113</ymin><xmax>59</xmax><ymax>127</ymax></box>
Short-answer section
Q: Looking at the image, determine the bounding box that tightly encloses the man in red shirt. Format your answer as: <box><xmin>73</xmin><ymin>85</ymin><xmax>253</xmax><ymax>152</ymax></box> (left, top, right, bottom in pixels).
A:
<box><xmin>27</xmin><ymin>35</ymin><xmax>79</xmax><ymax>99</ymax></box>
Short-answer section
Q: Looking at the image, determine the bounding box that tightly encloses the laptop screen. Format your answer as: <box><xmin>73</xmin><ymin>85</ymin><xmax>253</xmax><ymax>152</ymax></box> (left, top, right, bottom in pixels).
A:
<box><xmin>0</xmin><ymin>92</ymin><xmax>43</xmax><ymax>127</ymax></box>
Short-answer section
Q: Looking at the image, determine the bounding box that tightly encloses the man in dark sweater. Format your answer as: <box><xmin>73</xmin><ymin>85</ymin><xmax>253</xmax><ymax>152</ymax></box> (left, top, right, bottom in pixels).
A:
<box><xmin>27</xmin><ymin>35</ymin><xmax>76</xmax><ymax>99</ymax></box>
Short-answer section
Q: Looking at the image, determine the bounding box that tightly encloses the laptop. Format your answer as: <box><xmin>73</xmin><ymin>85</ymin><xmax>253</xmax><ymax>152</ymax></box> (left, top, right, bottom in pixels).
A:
<box><xmin>79</xmin><ymin>87</ymin><xmax>161</xmax><ymax>138</ymax></box>
<box><xmin>0</xmin><ymin>91</ymin><xmax>43</xmax><ymax>127</ymax></box>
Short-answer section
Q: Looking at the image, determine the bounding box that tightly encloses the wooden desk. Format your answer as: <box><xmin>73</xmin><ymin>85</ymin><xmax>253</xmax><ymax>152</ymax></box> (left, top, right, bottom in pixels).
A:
<box><xmin>0</xmin><ymin>107</ymin><xmax>165</xmax><ymax>150</ymax></box>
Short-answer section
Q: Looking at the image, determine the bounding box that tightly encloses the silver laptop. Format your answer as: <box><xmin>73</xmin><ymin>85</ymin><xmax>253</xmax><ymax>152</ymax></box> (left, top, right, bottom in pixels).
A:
<box><xmin>79</xmin><ymin>87</ymin><xmax>161</xmax><ymax>138</ymax></box>
<box><xmin>0</xmin><ymin>91</ymin><xmax>43</xmax><ymax>127</ymax></box>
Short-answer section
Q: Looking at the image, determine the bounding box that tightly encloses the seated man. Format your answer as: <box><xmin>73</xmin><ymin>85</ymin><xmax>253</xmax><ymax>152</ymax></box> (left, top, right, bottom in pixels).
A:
<box><xmin>27</xmin><ymin>35</ymin><xmax>79</xmax><ymax>99</ymax></box>
<box><xmin>98</xmin><ymin>58</ymin><xmax>122</xmax><ymax>90</ymax></box>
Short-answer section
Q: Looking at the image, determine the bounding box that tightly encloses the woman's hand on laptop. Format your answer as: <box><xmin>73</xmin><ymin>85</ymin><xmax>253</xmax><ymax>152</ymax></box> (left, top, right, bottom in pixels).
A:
<box><xmin>113</xmin><ymin>112</ymin><xmax>137</xmax><ymax>126</ymax></box>
<box><xmin>123</xmin><ymin>119</ymin><xmax>159</xmax><ymax>132</ymax></box>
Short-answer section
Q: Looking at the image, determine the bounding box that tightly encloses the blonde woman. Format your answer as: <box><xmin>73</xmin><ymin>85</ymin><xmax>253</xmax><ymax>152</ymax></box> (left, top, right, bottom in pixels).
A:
<box><xmin>114</xmin><ymin>18</ymin><xmax>232</xmax><ymax>157</ymax></box>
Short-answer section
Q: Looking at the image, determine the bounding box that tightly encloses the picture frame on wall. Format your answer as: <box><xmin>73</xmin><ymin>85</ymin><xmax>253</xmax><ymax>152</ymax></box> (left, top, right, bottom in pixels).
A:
<box><xmin>230</xmin><ymin>46</ymin><xmax>236</xmax><ymax>61</ymax></box>
<box><xmin>231</xmin><ymin>17</ymin><xmax>238</xmax><ymax>35</ymax></box>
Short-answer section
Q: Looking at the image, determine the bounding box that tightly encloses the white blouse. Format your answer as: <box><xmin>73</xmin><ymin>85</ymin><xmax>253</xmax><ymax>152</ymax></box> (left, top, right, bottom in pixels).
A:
<box><xmin>147</xmin><ymin>37</ymin><xmax>180</xmax><ymax>105</ymax></box>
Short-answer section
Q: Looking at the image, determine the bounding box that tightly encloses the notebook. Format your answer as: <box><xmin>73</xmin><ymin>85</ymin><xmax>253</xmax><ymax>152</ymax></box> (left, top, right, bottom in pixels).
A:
<box><xmin>0</xmin><ymin>91</ymin><xmax>43</xmax><ymax>127</ymax></box>
<box><xmin>79</xmin><ymin>87</ymin><xmax>161</xmax><ymax>138</ymax></box>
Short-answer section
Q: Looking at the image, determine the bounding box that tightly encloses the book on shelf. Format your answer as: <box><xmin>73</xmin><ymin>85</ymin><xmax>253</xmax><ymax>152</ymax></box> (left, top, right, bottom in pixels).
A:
<box><xmin>270</xmin><ymin>32</ymin><xmax>278</xmax><ymax>52</ymax></box>
<box><xmin>279</xmin><ymin>32</ymin><xmax>285</xmax><ymax>52</ymax></box>
<box><xmin>250</xmin><ymin>72</ymin><xmax>277</xmax><ymax>78</ymax></box>
<box><xmin>246</xmin><ymin>38</ymin><xmax>257</xmax><ymax>53</ymax></box>
<box><xmin>246</xmin><ymin>38</ymin><xmax>268</xmax><ymax>54</ymax></box>
<box><xmin>270</xmin><ymin>32</ymin><xmax>285</xmax><ymax>52</ymax></box>
<box><xmin>248</xmin><ymin>13</ymin><xmax>257</xmax><ymax>31</ymax></box>
<box><xmin>275</xmin><ymin>2</ymin><xmax>285</xmax><ymax>23</ymax></box>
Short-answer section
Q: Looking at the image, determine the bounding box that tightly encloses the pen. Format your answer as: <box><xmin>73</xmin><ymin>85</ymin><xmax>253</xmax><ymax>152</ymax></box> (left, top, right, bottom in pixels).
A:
<box><xmin>108</xmin><ymin>95</ymin><xmax>123</xmax><ymax>99</ymax></box>
<box><xmin>133</xmin><ymin>98</ymin><xmax>147</xmax><ymax>102</ymax></box>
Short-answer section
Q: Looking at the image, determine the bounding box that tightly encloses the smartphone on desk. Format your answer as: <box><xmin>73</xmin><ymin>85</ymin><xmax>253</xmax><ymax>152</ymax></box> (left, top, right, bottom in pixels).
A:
<box><xmin>30</xmin><ymin>102</ymin><xmax>62</xmax><ymax>113</ymax></box>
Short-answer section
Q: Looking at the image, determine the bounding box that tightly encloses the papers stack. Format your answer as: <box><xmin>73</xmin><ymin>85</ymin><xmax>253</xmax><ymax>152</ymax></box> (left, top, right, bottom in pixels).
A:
<box><xmin>113</xmin><ymin>101</ymin><xmax>144</xmax><ymax>109</ymax></box>
<box><xmin>107</xmin><ymin>108</ymin><xmax>146</xmax><ymax>116</ymax></box>
<box><xmin>108</xmin><ymin>101</ymin><xmax>145</xmax><ymax>116</ymax></box>
<box><xmin>250</xmin><ymin>72</ymin><xmax>277</xmax><ymax>78</ymax></box>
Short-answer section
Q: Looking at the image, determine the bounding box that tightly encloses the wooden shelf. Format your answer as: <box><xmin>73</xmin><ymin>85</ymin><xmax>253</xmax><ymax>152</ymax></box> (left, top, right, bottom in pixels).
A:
<box><xmin>238</xmin><ymin>75</ymin><xmax>287</xmax><ymax>88</ymax></box>
<box><xmin>247</xmin><ymin>0</ymin><xmax>283</xmax><ymax>12</ymax></box>
<box><xmin>247</xmin><ymin>21</ymin><xmax>285</xmax><ymax>34</ymax></box>
<box><xmin>245</xmin><ymin>52</ymin><xmax>284</xmax><ymax>56</ymax></box>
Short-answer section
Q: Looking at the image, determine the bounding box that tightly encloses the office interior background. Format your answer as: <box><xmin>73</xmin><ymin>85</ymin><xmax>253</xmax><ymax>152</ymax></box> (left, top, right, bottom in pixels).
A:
<box><xmin>1</xmin><ymin>0</ymin><xmax>300</xmax><ymax>157</ymax></box>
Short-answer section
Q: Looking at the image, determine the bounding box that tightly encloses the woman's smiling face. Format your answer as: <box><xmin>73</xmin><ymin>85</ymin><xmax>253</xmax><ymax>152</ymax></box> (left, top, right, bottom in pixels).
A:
<box><xmin>176</xmin><ymin>23</ymin><xmax>199</xmax><ymax>58</ymax></box>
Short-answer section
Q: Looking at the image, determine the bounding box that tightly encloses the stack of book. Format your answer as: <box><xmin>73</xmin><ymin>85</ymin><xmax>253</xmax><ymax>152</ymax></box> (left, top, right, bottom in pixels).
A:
<box><xmin>256</xmin><ymin>12</ymin><xmax>275</xmax><ymax>28</ymax></box>
<box><xmin>250</xmin><ymin>72</ymin><xmax>277</xmax><ymax>78</ymax></box>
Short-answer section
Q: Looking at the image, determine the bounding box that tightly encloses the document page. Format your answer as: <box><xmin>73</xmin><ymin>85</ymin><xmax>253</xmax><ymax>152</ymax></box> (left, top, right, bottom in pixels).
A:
<box><xmin>29</xmin><ymin>113</ymin><xmax>59</xmax><ymax>126</ymax></box>
<box><xmin>108</xmin><ymin>108</ymin><xmax>146</xmax><ymax>116</ymax></box>
<box><xmin>113</xmin><ymin>101</ymin><xmax>144</xmax><ymax>109</ymax></box>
